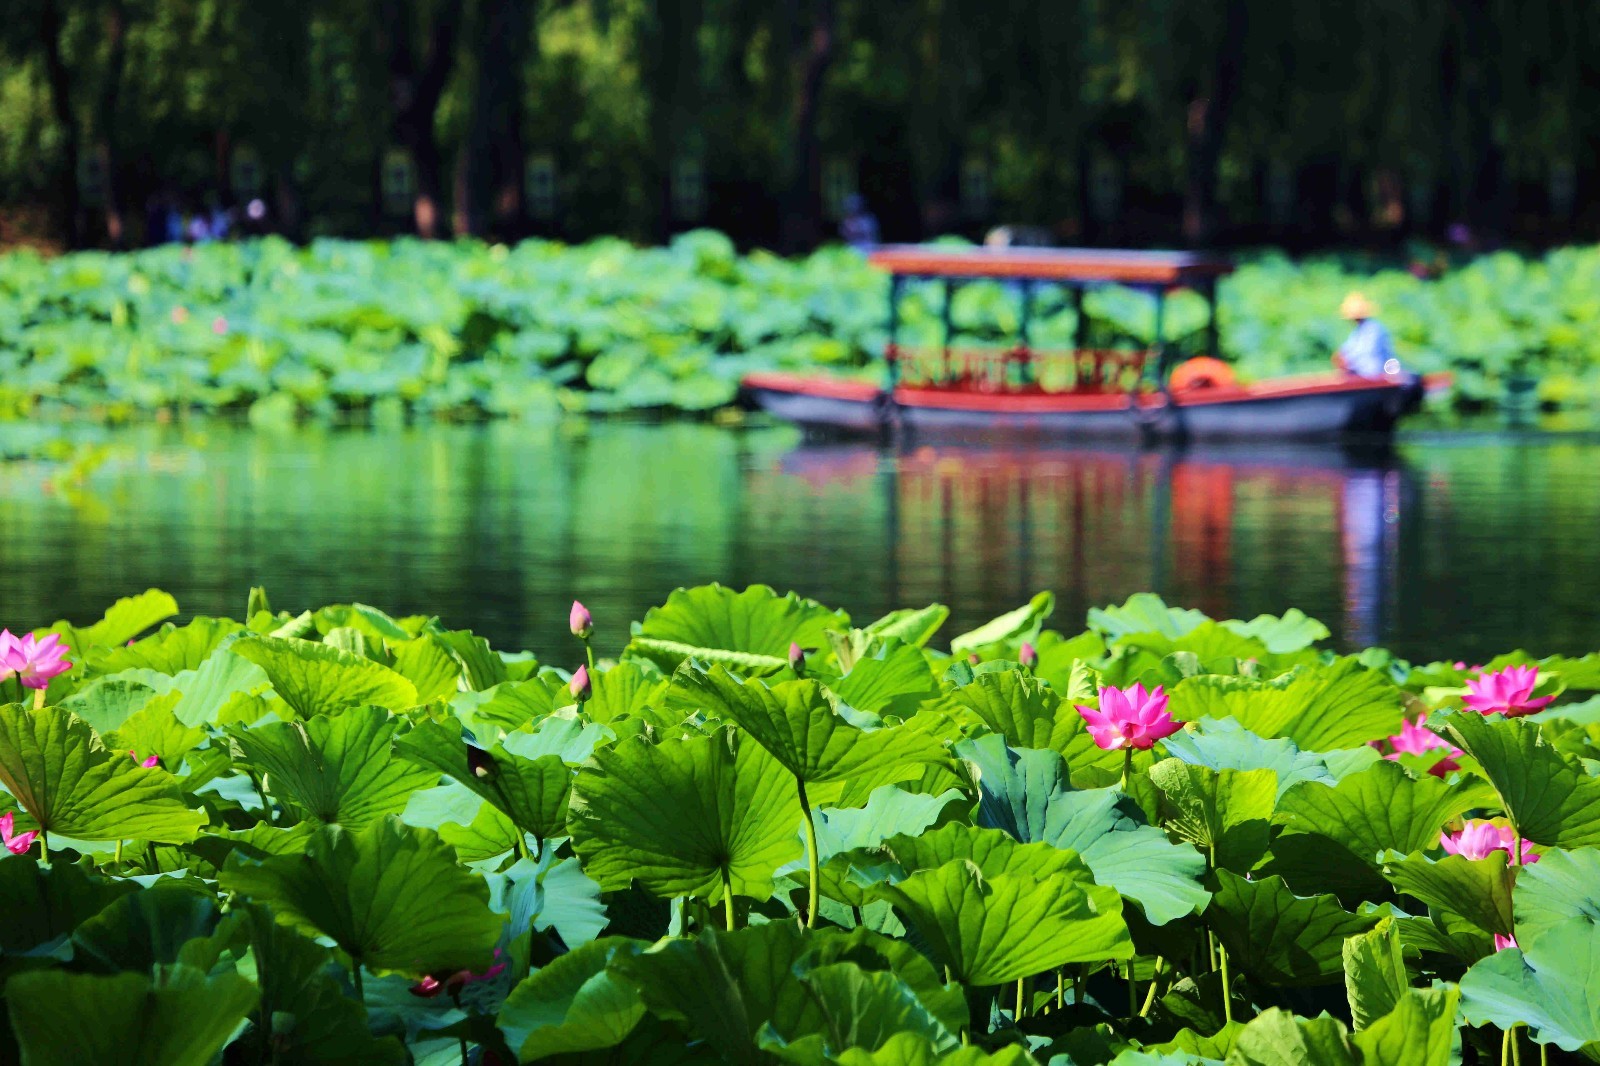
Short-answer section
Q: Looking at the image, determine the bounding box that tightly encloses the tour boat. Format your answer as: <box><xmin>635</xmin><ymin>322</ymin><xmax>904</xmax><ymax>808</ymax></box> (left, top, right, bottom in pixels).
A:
<box><xmin>741</xmin><ymin>246</ymin><xmax>1428</xmax><ymax>441</ymax></box>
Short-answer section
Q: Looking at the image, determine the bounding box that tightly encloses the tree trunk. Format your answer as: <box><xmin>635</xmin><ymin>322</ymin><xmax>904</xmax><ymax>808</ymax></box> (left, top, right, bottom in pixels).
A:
<box><xmin>779</xmin><ymin>0</ymin><xmax>836</xmax><ymax>252</ymax></box>
<box><xmin>96</xmin><ymin>0</ymin><xmax>130</xmax><ymax>247</ymax></box>
<box><xmin>38</xmin><ymin>0</ymin><xmax>81</xmax><ymax>248</ymax></box>
<box><xmin>1181</xmin><ymin>0</ymin><xmax>1247</xmax><ymax>246</ymax></box>
<box><xmin>383</xmin><ymin>0</ymin><xmax>462</xmax><ymax>238</ymax></box>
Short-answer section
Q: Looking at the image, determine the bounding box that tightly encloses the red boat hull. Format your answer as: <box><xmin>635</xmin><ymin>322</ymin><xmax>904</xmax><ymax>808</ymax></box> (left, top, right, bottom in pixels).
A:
<box><xmin>741</xmin><ymin>372</ymin><xmax>1425</xmax><ymax>441</ymax></box>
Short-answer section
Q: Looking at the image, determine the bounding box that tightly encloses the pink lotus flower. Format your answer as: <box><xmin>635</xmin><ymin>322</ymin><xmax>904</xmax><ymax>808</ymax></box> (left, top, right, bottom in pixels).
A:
<box><xmin>0</xmin><ymin>631</ymin><xmax>72</xmax><ymax>690</ymax></box>
<box><xmin>569</xmin><ymin>664</ymin><xmax>591</xmax><ymax>703</ymax></box>
<box><xmin>569</xmin><ymin>601</ymin><xmax>593</xmax><ymax>640</ymax></box>
<box><xmin>1076</xmin><ymin>684</ymin><xmax>1181</xmax><ymax>751</ymax></box>
<box><xmin>408</xmin><ymin>949</ymin><xmax>506</xmax><ymax>998</ymax></box>
<box><xmin>129</xmin><ymin>750</ymin><xmax>159</xmax><ymax>769</ymax></box>
<box><xmin>1461</xmin><ymin>666</ymin><xmax>1553</xmax><ymax>718</ymax></box>
<box><xmin>1019</xmin><ymin>642</ymin><xmax>1038</xmax><ymax>670</ymax></box>
<box><xmin>1383</xmin><ymin>718</ymin><xmax>1463</xmax><ymax>778</ymax></box>
<box><xmin>1441</xmin><ymin>820</ymin><xmax>1538</xmax><ymax>865</ymax></box>
<box><xmin>1493</xmin><ymin>933</ymin><xmax>1518</xmax><ymax>952</ymax></box>
<box><xmin>0</xmin><ymin>812</ymin><xmax>37</xmax><ymax>856</ymax></box>
<box><xmin>211</xmin><ymin>316</ymin><xmax>228</xmax><ymax>336</ymax></box>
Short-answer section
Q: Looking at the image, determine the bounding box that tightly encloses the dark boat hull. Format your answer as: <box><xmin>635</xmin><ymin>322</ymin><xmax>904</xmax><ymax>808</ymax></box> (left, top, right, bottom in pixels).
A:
<box><xmin>742</xmin><ymin>372</ymin><xmax>1422</xmax><ymax>442</ymax></box>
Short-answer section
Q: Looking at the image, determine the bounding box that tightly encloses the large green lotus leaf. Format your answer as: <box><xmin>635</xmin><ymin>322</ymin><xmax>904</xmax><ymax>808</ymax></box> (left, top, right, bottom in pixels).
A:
<box><xmin>231</xmin><ymin>905</ymin><xmax>406</xmax><ymax>1065</ymax></box>
<box><xmin>1149</xmin><ymin>758</ymin><xmax>1277</xmax><ymax>872</ymax></box>
<box><xmin>949</xmin><ymin>592</ymin><xmax>1055</xmax><ymax>653</ymax></box>
<box><xmin>170</xmin><ymin>648</ymin><xmax>272</xmax><ymax>726</ymax></box>
<box><xmin>1350</xmin><ymin>986</ymin><xmax>1460</xmax><ymax>1066</ymax></box>
<box><xmin>1513</xmin><ymin>846</ymin><xmax>1600</xmax><ymax>943</ymax></box>
<box><xmin>614</xmin><ymin>923</ymin><xmax>966</xmax><ymax>1063</ymax></box>
<box><xmin>831</xmin><ymin>1032</ymin><xmax>1041</xmax><ymax>1065</ymax></box>
<box><xmin>883</xmin><ymin>822</ymin><xmax>1091</xmax><ymax>881</ymax></box>
<box><xmin>6</xmin><ymin>966</ymin><xmax>259</xmax><ymax>1066</ymax></box>
<box><xmin>1088</xmin><ymin>593</ymin><xmax>1208</xmax><ymax>642</ymax></box>
<box><xmin>60</xmin><ymin>677</ymin><xmax>161</xmax><ymax>734</ymax></box>
<box><xmin>1391</xmin><ymin>910</ymin><xmax>1494</xmax><ymax>964</ymax></box>
<box><xmin>673</xmin><ymin>666</ymin><xmax>946</xmax><ymax>787</ymax></box>
<box><xmin>1110</xmin><ymin>622</ymin><xmax>1274</xmax><ymax>670</ymax></box>
<box><xmin>109</xmin><ymin>692</ymin><xmax>205</xmax><ymax>770</ymax></box>
<box><xmin>457</xmin><ymin>676</ymin><xmax>568</xmax><ymax>734</ymax></box>
<box><xmin>1206</xmin><ymin>871</ymin><xmax>1380</xmax><ymax>987</ymax></box>
<box><xmin>1382</xmin><ymin>851</ymin><xmax>1514</xmax><ymax>935</ymax></box>
<box><xmin>498</xmin><ymin>938</ymin><xmax>647</xmax><ymax>1061</ymax></box>
<box><xmin>626</xmin><ymin>583</ymin><xmax>849</xmax><ymax>672</ymax></box>
<box><xmin>69</xmin><ymin>882</ymin><xmax>222</xmax><ymax>973</ymax></box>
<box><xmin>961</xmin><ymin>736</ymin><xmax>1208</xmax><ymax>925</ymax></box>
<box><xmin>395</xmin><ymin>716</ymin><xmax>571</xmax><ymax>842</ymax></box>
<box><xmin>1221</xmin><ymin>609</ymin><xmax>1331</xmax><ymax>654</ymax></box>
<box><xmin>1275</xmin><ymin>759</ymin><xmax>1496</xmax><ymax>865</ymax></box>
<box><xmin>943</xmin><ymin>669</ymin><xmax>1121</xmax><ymax>775</ymax></box>
<box><xmin>229</xmin><ymin>705</ymin><xmax>438</xmax><ymax>830</ymax></box>
<box><xmin>585</xmin><ymin>661</ymin><xmax>671</xmax><ymax>725</ymax></box>
<box><xmin>0</xmin><ymin>853</ymin><xmax>137</xmax><ymax>952</ymax></box>
<box><xmin>440</xmin><ymin>802</ymin><xmax>522</xmax><ymax>862</ymax></box>
<box><xmin>759</xmin><ymin>962</ymin><xmax>960</xmax><ymax>1063</ymax></box>
<box><xmin>219</xmin><ymin>817</ymin><xmax>502</xmax><ymax>975</ymax></box>
<box><xmin>1158</xmin><ymin>720</ymin><xmax>1338</xmax><ymax>801</ymax></box>
<box><xmin>1169</xmin><ymin>660</ymin><xmax>1404</xmax><ymax>750</ymax></box>
<box><xmin>496</xmin><ymin>849</ymin><xmax>610</xmax><ymax>952</ymax></box>
<box><xmin>87</xmin><ymin>617</ymin><xmax>242</xmax><ymax>676</ymax></box>
<box><xmin>832</xmin><ymin>641</ymin><xmax>943</xmax><ymax>719</ymax></box>
<box><xmin>1459</xmin><ymin>916</ymin><xmax>1600</xmax><ymax>1051</ymax></box>
<box><xmin>1342</xmin><ymin>920</ymin><xmax>1408</xmax><ymax>1030</ymax></box>
<box><xmin>1224</xmin><ymin>1009</ymin><xmax>1358</xmax><ymax>1066</ymax></box>
<box><xmin>812</xmin><ymin>786</ymin><xmax>966</xmax><ymax>861</ymax></box>
<box><xmin>231</xmin><ymin>635</ymin><xmax>418</xmax><ymax>717</ymax></box>
<box><xmin>567</xmin><ymin>731</ymin><xmax>802</xmax><ymax>900</ymax></box>
<box><xmin>55</xmin><ymin>588</ymin><xmax>181</xmax><ymax>650</ymax></box>
<box><xmin>873</xmin><ymin>859</ymin><xmax>1131</xmax><ymax>986</ymax></box>
<box><xmin>431</xmin><ymin>628</ymin><xmax>509</xmax><ymax>691</ymax></box>
<box><xmin>389</xmin><ymin>636</ymin><xmax>464</xmax><ymax>703</ymax></box>
<box><xmin>0</xmin><ymin>703</ymin><xmax>206</xmax><ymax>843</ymax></box>
<box><xmin>1428</xmin><ymin>710</ymin><xmax>1600</xmax><ymax>847</ymax></box>
<box><xmin>503</xmin><ymin>713</ymin><xmax>611</xmax><ymax>765</ymax></box>
<box><xmin>864</xmin><ymin>604</ymin><xmax>950</xmax><ymax>648</ymax></box>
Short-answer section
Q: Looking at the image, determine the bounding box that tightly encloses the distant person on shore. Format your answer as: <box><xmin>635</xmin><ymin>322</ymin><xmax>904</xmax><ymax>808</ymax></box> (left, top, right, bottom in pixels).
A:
<box><xmin>839</xmin><ymin>194</ymin><xmax>879</xmax><ymax>249</ymax></box>
<box><xmin>1333</xmin><ymin>292</ymin><xmax>1399</xmax><ymax>378</ymax></box>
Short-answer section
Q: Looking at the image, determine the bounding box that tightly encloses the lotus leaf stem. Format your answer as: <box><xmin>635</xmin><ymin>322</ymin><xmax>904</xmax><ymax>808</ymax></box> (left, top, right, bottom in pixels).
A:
<box><xmin>459</xmin><ymin>1034</ymin><xmax>469</xmax><ymax>1066</ymax></box>
<box><xmin>1139</xmin><ymin>956</ymin><xmax>1164</xmax><ymax>1016</ymax></box>
<box><xmin>1016</xmin><ymin>977</ymin><xmax>1026</xmax><ymax>1020</ymax></box>
<box><xmin>1512</xmin><ymin>1025</ymin><xmax>1523</xmax><ymax>1066</ymax></box>
<box><xmin>352</xmin><ymin>962</ymin><xmax>365</xmax><ymax>1002</ymax></box>
<box><xmin>33</xmin><ymin>688</ymin><xmax>45</xmax><ymax>711</ymax></box>
<box><xmin>1501</xmin><ymin>1026</ymin><xmax>1512</xmax><ymax>1066</ymax></box>
<box><xmin>1218</xmin><ymin>941</ymin><xmax>1234</xmax><ymax>1026</ymax></box>
<box><xmin>720</xmin><ymin>865</ymin><xmax>737</xmax><ymax>931</ymax></box>
<box><xmin>797</xmin><ymin>779</ymin><xmax>819</xmax><ymax>929</ymax></box>
<box><xmin>1056</xmin><ymin>970</ymin><xmax>1064</xmax><ymax>1011</ymax></box>
<box><xmin>1120</xmin><ymin>747</ymin><xmax>1133</xmax><ymax>793</ymax></box>
<box><xmin>1127</xmin><ymin>960</ymin><xmax>1138</xmax><ymax>1020</ymax></box>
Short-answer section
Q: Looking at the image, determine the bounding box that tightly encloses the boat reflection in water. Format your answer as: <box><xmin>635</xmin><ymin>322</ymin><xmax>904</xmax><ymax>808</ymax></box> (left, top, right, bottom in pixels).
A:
<box><xmin>753</xmin><ymin>439</ymin><xmax>1411</xmax><ymax>651</ymax></box>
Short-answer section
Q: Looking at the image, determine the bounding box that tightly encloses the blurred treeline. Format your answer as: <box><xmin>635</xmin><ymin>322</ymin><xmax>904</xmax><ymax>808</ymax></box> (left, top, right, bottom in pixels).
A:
<box><xmin>2</xmin><ymin>0</ymin><xmax>1596</xmax><ymax>251</ymax></box>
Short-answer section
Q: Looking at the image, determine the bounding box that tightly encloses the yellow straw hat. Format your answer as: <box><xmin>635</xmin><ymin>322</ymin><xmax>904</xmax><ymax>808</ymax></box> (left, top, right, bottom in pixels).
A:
<box><xmin>1340</xmin><ymin>292</ymin><xmax>1379</xmax><ymax>320</ymax></box>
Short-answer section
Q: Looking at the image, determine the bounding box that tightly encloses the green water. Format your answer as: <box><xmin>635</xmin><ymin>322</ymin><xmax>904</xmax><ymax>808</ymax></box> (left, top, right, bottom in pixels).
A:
<box><xmin>1</xmin><ymin>421</ymin><xmax>1597</xmax><ymax>664</ymax></box>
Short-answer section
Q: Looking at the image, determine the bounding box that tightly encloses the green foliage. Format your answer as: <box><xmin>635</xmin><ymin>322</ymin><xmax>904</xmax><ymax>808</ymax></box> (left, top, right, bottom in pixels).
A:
<box><xmin>0</xmin><ymin>582</ymin><xmax>1596</xmax><ymax>1064</ymax></box>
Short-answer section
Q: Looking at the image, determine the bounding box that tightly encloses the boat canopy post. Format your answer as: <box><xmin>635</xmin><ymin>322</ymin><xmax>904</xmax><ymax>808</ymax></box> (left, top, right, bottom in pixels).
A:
<box><xmin>1018</xmin><ymin>280</ymin><xmax>1035</xmax><ymax>386</ymax></box>
<box><xmin>940</xmin><ymin>278</ymin><xmax>956</xmax><ymax>383</ymax></box>
<box><xmin>886</xmin><ymin>274</ymin><xmax>904</xmax><ymax>389</ymax></box>
<box><xmin>1150</xmin><ymin>287</ymin><xmax>1167</xmax><ymax>388</ymax></box>
<box><xmin>1202</xmin><ymin>277</ymin><xmax>1220</xmax><ymax>359</ymax></box>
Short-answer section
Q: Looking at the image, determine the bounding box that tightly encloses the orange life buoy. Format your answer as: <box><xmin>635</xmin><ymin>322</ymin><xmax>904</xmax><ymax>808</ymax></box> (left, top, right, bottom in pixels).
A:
<box><xmin>1168</xmin><ymin>356</ymin><xmax>1237</xmax><ymax>392</ymax></box>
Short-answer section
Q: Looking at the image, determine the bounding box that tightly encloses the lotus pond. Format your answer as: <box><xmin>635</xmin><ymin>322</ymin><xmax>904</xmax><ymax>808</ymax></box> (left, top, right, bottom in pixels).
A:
<box><xmin>1</xmin><ymin>580</ymin><xmax>1598</xmax><ymax>1065</ymax></box>
<box><xmin>5</xmin><ymin>234</ymin><xmax>1600</xmax><ymax>419</ymax></box>
<box><xmin>4</xmin><ymin>421</ymin><xmax>1600</xmax><ymax>666</ymax></box>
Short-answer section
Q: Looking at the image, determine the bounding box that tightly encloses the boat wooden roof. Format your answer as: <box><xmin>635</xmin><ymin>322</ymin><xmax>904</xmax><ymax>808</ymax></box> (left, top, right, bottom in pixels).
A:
<box><xmin>867</xmin><ymin>245</ymin><xmax>1233</xmax><ymax>286</ymax></box>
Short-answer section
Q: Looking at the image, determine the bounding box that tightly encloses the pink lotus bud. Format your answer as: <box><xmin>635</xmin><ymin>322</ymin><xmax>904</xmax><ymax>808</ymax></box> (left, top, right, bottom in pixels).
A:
<box><xmin>211</xmin><ymin>316</ymin><xmax>229</xmax><ymax>335</ymax></box>
<box><xmin>570</xmin><ymin>664</ymin><xmax>591</xmax><ymax>703</ymax></box>
<box><xmin>788</xmin><ymin>642</ymin><xmax>805</xmax><ymax>671</ymax></box>
<box><xmin>1019</xmin><ymin>642</ymin><xmax>1037</xmax><ymax>670</ymax></box>
<box><xmin>0</xmin><ymin>812</ymin><xmax>38</xmax><ymax>856</ymax></box>
<box><xmin>569</xmin><ymin>601</ymin><xmax>593</xmax><ymax>640</ymax></box>
<box><xmin>1075</xmin><ymin>684</ymin><xmax>1181</xmax><ymax>751</ymax></box>
<box><xmin>968</xmin><ymin>653</ymin><xmax>981</xmax><ymax>666</ymax></box>
<box><xmin>1493</xmin><ymin>933</ymin><xmax>1518</xmax><ymax>952</ymax></box>
<box><xmin>129</xmin><ymin>750</ymin><xmax>160</xmax><ymax>769</ymax></box>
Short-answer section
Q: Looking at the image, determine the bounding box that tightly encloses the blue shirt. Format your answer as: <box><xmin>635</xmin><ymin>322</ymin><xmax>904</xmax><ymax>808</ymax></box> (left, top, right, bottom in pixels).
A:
<box><xmin>1339</xmin><ymin>319</ymin><xmax>1396</xmax><ymax>377</ymax></box>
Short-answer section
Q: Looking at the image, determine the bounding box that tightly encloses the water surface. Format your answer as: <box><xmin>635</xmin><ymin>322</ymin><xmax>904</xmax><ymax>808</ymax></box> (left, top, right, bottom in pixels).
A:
<box><xmin>1</xmin><ymin>421</ymin><xmax>1597</xmax><ymax>664</ymax></box>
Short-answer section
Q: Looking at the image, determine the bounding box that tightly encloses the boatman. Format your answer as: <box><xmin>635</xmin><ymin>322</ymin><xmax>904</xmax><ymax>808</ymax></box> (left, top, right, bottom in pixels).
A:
<box><xmin>1332</xmin><ymin>292</ymin><xmax>1399</xmax><ymax>378</ymax></box>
